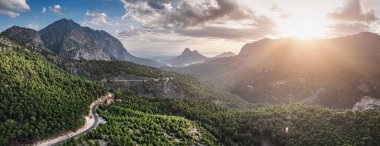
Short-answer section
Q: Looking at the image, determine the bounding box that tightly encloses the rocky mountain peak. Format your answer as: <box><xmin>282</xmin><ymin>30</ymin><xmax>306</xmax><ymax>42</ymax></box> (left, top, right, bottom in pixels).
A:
<box><xmin>37</xmin><ymin>18</ymin><xmax>163</xmax><ymax>67</ymax></box>
<box><xmin>214</xmin><ymin>52</ymin><xmax>236</xmax><ymax>58</ymax></box>
<box><xmin>1</xmin><ymin>26</ymin><xmax>45</xmax><ymax>52</ymax></box>
<box><xmin>183</xmin><ymin>48</ymin><xmax>192</xmax><ymax>53</ymax></box>
<box><xmin>167</xmin><ymin>48</ymin><xmax>208</xmax><ymax>67</ymax></box>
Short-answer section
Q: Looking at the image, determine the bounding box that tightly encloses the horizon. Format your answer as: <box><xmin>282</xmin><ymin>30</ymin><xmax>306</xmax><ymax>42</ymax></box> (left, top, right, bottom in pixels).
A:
<box><xmin>1</xmin><ymin>0</ymin><xmax>380</xmax><ymax>57</ymax></box>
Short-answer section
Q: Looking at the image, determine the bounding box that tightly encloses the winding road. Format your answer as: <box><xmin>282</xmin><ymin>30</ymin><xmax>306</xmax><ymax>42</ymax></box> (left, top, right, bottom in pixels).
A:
<box><xmin>34</xmin><ymin>93</ymin><xmax>114</xmax><ymax>146</ymax></box>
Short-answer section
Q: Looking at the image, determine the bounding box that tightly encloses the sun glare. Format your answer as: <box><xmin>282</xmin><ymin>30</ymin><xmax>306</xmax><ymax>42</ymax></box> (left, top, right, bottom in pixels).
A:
<box><xmin>278</xmin><ymin>16</ymin><xmax>329</xmax><ymax>39</ymax></box>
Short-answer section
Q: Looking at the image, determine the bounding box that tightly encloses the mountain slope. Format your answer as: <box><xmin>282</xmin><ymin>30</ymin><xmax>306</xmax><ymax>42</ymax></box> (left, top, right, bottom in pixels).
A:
<box><xmin>64</xmin><ymin>103</ymin><xmax>219</xmax><ymax>145</ymax></box>
<box><xmin>213</xmin><ymin>52</ymin><xmax>236</xmax><ymax>58</ymax></box>
<box><xmin>168</xmin><ymin>32</ymin><xmax>380</xmax><ymax>108</ymax></box>
<box><xmin>0</xmin><ymin>37</ymin><xmax>105</xmax><ymax>145</ymax></box>
<box><xmin>1</xmin><ymin>24</ymin><xmax>250</xmax><ymax>107</ymax></box>
<box><xmin>1</xmin><ymin>26</ymin><xmax>46</xmax><ymax>52</ymax></box>
<box><xmin>39</xmin><ymin>18</ymin><xmax>163</xmax><ymax>67</ymax></box>
<box><xmin>167</xmin><ymin>48</ymin><xmax>208</xmax><ymax>67</ymax></box>
<box><xmin>65</xmin><ymin>92</ymin><xmax>380</xmax><ymax>146</ymax></box>
<box><xmin>55</xmin><ymin>59</ymin><xmax>250</xmax><ymax>108</ymax></box>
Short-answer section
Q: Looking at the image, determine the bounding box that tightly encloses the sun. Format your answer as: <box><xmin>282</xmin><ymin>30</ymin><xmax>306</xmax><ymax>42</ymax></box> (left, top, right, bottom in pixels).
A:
<box><xmin>278</xmin><ymin>16</ymin><xmax>329</xmax><ymax>39</ymax></box>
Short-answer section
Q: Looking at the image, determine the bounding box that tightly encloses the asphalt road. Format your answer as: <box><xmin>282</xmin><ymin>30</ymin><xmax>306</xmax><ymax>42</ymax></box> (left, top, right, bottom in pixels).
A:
<box><xmin>49</xmin><ymin>93</ymin><xmax>114</xmax><ymax>146</ymax></box>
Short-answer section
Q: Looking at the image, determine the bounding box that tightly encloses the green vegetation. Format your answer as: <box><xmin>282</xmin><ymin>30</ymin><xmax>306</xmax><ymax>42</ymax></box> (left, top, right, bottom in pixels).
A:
<box><xmin>62</xmin><ymin>103</ymin><xmax>219</xmax><ymax>146</ymax></box>
<box><xmin>2</xmin><ymin>34</ymin><xmax>380</xmax><ymax>146</ymax></box>
<box><xmin>70</xmin><ymin>92</ymin><xmax>380</xmax><ymax>146</ymax></box>
<box><xmin>56</xmin><ymin>60</ymin><xmax>249</xmax><ymax>107</ymax></box>
<box><xmin>0</xmin><ymin>47</ymin><xmax>105</xmax><ymax>145</ymax></box>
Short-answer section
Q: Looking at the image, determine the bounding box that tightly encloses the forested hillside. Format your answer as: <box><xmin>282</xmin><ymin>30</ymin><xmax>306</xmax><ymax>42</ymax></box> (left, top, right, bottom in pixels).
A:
<box><xmin>55</xmin><ymin>60</ymin><xmax>250</xmax><ymax>108</ymax></box>
<box><xmin>68</xmin><ymin>92</ymin><xmax>380</xmax><ymax>146</ymax></box>
<box><xmin>0</xmin><ymin>46</ymin><xmax>105</xmax><ymax>145</ymax></box>
<box><xmin>62</xmin><ymin>103</ymin><xmax>219</xmax><ymax>146</ymax></box>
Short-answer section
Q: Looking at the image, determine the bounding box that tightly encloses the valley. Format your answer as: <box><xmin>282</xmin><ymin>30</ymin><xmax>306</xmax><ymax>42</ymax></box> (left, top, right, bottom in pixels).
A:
<box><xmin>0</xmin><ymin>18</ymin><xmax>379</xmax><ymax>146</ymax></box>
<box><xmin>168</xmin><ymin>34</ymin><xmax>380</xmax><ymax>108</ymax></box>
<box><xmin>35</xmin><ymin>93</ymin><xmax>113</xmax><ymax>146</ymax></box>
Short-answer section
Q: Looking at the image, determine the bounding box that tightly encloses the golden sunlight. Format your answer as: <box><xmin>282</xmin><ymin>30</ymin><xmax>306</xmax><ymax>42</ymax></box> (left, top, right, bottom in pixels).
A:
<box><xmin>277</xmin><ymin>16</ymin><xmax>330</xmax><ymax>39</ymax></box>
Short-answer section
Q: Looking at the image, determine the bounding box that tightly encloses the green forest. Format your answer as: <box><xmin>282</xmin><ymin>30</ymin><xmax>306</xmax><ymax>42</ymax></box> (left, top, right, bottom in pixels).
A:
<box><xmin>0</xmin><ymin>47</ymin><xmax>105</xmax><ymax>145</ymax></box>
<box><xmin>1</xmin><ymin>36</ymin><xmax>380</xmax><ymax>146</ymax></box>
<box><xmin>56</xmin><ymin>60</ymin><xmax>249</xmax><ymax>107</ymax></box>
<box><xmin>62</xmin><ymin>104</ymin><xmax>219</xmax><ymax>146</ymax></box>
<box><xmin>64</xmin><ymin>92</ymin><xmax>380</xmax><ymax>146</ymax></box>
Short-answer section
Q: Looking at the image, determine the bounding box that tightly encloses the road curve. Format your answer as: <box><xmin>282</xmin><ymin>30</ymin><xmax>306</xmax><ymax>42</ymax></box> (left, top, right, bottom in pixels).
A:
<box><xmin>34</xmin><ymin>93</ymin><xmax>114</xmax><ymax>146</ymax></box>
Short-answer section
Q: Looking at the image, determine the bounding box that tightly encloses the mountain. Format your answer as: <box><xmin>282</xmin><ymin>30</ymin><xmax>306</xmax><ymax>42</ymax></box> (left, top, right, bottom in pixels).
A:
<box><xmin>1</xmin><ymin>26</ymin><xmax>46</xmax><ymax>52</ymax></box>
<box><xmin>213</xmin><ymin>52</ymin><xmax>236</xmax><ymax>58</ymax></box>
<box><xmin>167</xmin><ymin>48</ymin><xmax>208</xmax><ymax>67</ymax></box>
<box><xmin>167</xmin><ymin>32</ymin><xmax>380</xmax><ymax>108</ymax></box>
<box><xmin>0</xmin><ymin>24</ymin><xmax>248</xmax><ymax>107</ymax></box>
<box><xmin>2</xmin><ymin>26</ymin><xmax>380</xmax><ymax>146</ymax></box>
<box><xmin>0</xmin><ymin>37</ymin><xmax>104</xmax><ymax>145</ymax></box>
<box><xmin>38</xmin><ymin>18</ymin><xmax>163</xmax><ymax>67</ymax></box>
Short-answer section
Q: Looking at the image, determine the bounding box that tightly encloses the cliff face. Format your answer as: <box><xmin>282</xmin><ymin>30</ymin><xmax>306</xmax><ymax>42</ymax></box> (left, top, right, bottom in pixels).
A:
<box><xmin>38</xmin><ymin>18</ymin><xmax>163</xmax><ymax>67</ymax></box>
<box><xmin>39</xmin><ymin>19</ymin><xmax>127</xmax><ymax>60</ymax></box>
<box><xmin>1</xmin><ymin>26</ymin><xmax>45</xmax><ymax>52</ymax></box>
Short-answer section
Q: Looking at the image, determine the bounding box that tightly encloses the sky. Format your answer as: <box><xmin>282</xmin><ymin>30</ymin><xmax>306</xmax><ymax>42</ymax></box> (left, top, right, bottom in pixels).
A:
<box><xmin>1</xmin><ymin>0</ymin><xmax>380</xmax><ymax>58</ymax></box>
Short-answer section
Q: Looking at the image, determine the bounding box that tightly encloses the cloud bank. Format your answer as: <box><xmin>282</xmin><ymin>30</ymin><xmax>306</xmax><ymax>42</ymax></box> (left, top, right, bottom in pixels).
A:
<box><xmin>0</xmin><ymin>0</ymin><xmax>30</xmax><ymax>18</ymax></box>
<box><xmin>48</xmin><ymin>5</ymin><xmax>62</xmax><ymax>14</ymax></box>
<box><xmin>328</xmin><ymin>0</ymin><xmax>378</xmax><ymax>36</ymax></box>
<box><xmin>83</xmin><ymin>10</ymin><xmax>111</xmax><ymax>25</ymax></box>
<box><xmin>119</xmin><ymin>0</ymin><xmax>277</xmax><ymax>40</ymax></box>
<box><xmin>329</xmin><ymin>0</ymin><xmax>376</xmax><ymax>22</ymax></box>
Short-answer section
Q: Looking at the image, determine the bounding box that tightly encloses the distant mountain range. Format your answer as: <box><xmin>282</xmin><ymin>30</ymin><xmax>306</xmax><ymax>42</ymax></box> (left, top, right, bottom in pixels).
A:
<box><xmin>167</xmin><ymin>48</ymin><xmax>208</xmax><ymax>67</ymax></box>
<box><xmin>1</xmin><ymin>18</ymin><xmax>164</xmax><ymax>67</ymax></box>
<box><xmin>168</xmin><ymin>32</ymin><xmax>380</xmax><ymax>108</ymax></box>
<box><xmin>166</xmin><ymin>48</ymin><xmax>236</xmax><ymax>67</ymax></box>
<box><xmin>213</xmin><ymin>52</ymin><xmax>236</xmax><ymax>58</ymax></box>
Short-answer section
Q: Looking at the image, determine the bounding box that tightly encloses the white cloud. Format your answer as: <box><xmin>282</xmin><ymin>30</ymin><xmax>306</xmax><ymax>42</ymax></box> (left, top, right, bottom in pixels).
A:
<box><xmin>0</xmin><ymin>0</ymin><xmax>30</xmax><ymax>18</ymax></box>
<box><xmin>83</xmin><ymin>10</ymin><xmax>111</xmax><ymax>25</ymax></box>
<box><xmin>41</xmin><ymin>7</ymin><xmax>46</xmax><ymax>13</ymax></box>
<box><xmin>25</xmin><ymin>23</ymin><xmax>39</xmax><ymax>30</ymax></box>
<box><xmin>0</xmin><ymin>10</ymin><xmax>19</xmax><ymax>18</ymax></box>
<box><xmin>119</xmin><ymin>0</ymin><xmax>277</xmax><ymax>42</ymax></box>
<box><xmin>328</xmin><ymin>0</ymin><xmax>377</xmax><ymax>22</ymax></box>
<box><xmin>328</xmin><ymin>0</ymin><xmax>379</xmax><ymax>36</ymax></box>
<box><xmin>48</xmin><ymin>5</ymin><xmax>62</xmax><ymax>13</ymax></box>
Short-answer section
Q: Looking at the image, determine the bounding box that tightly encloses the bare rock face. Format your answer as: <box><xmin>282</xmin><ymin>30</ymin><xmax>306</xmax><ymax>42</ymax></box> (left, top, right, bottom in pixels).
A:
<box><xmin>352</xmin><ymin>96</ymin><xmax>380</xmax><ymax>111</ymax></box>
<box><xmin>213</xmin><ymin>52</ymin><xmax>236</xmax><ymax>58</ymax></box>
<box><xmin>0</xmin><ymin>36</ymin><xmax>14</xmax><ymax>48</ymax></box>
<box><xmin>39</xmin><ymin>18</ymin><xmax>163</xmax><ymax>66</ymax></box>
<box><xmin>1</xmin><ymin>26</ymin><xmax>45</xmax><ymax>52</ymax></box>
<box><xmin>39</xmin><ymin>19</ymin><xmax>122</xmax><ymax>61</ymax></box>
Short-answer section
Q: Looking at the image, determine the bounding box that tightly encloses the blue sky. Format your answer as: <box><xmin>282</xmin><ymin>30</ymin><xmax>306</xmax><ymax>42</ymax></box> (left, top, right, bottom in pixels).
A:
<box><xmin>1</xmin><ymin>0</ymin><xmax>380</xmax><ymax>58</ymax></box>
<box><xmin>0</xmin><ymin>0</ymin><xmax>125</xmax><ymax>31</ymax></box>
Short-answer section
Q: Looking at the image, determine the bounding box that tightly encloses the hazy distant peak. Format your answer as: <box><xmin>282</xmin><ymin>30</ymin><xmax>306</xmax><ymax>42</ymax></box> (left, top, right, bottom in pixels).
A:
<box><xmin>355</xmin><ymin>32</ymin><xmax>379</xmax><ymax>36</ymax></box>
<box><xmin>184</xmin><ymin>48</ymin><xmax>191</xmax><ymax>52</ymax></box>
<box><xmin>167</xmin><ymin>48</ymin><xmax>208</xmax><ymax>67</ymax></box>
<box><xmin>180</xmin><ymin>48</ymin><xmax>204</xmax><ymax>56</ymax></box>
<box><xmin>349</xmin><ymin>32</ymin><xmax>380</xmax><ymax>39</ymax></box>
<box><xmin>192</xmin><ymin>50</ymin><xmax>201</xmax><ymax>54</ymax></box>
<box><xmin>214</xmin><ymin>52</ymin><xmax>236</xmax><ymax>58</ymax></box>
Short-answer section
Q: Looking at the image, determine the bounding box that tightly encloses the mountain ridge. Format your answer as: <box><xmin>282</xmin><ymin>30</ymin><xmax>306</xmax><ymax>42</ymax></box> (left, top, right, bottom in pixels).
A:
<box><xmin>167</xmin><ymin>48</ymin><xmax>209</xmax><ymax>67</ymax></box>
<box><xmin>36</xmin><ymin>18</ymin><xmax>164</xmax><ymax>67</ymax></box>
<box><xmin>167</xmin><ymin>31</ymin><xmax>380</xmax><ymax>108</ymax></box>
